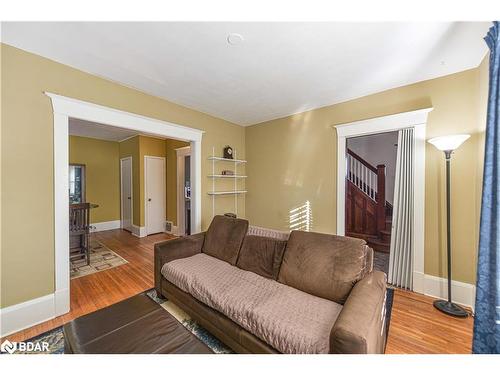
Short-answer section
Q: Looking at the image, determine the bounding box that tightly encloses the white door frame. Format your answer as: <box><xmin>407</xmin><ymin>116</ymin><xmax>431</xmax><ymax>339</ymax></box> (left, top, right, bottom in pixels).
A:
<box><xmin>144</xmin><ymin>155</ymin><xmax>166</xmax><ymax>235</ymax></box>
<box><xmin>334</xmin><ymin>108</ymin><xmax>432</xmax><ymax>294</ymax></box>
<box><xmin>120</xmin><ymin>156</ymin><xmax>133</xmax><ymax>231</ymax></box>
<box><xmin>46</xmin><ymin>92</ymin><xmax>203</xmax><ymax>316</ymax></box>
<box><xmin>176</xmin><ymin>146</ymin><xmax>191</xmax><ymax>236</ymax></box>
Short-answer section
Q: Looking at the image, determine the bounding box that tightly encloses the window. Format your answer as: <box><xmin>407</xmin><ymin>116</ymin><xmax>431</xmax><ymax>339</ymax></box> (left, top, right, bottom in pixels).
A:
<box><xmin>69</xmin><ymin>164</ymin><xmax>85</xmax><ymax>204</ymax></box>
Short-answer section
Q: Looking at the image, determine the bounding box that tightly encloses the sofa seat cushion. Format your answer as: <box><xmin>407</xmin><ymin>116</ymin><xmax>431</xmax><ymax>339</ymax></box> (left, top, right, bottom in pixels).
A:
<box><xmin>162</xmin><ymin>253</ymin><xmax>342</xmax><ymax>354</ymax></box>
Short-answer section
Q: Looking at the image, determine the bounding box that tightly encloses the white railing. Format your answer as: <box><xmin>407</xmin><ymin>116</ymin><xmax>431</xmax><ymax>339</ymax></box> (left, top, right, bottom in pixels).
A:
<box><xmin>346</xmin><ymin>153</ymin><xmax>377</xmax><ymax>201</ymax></box>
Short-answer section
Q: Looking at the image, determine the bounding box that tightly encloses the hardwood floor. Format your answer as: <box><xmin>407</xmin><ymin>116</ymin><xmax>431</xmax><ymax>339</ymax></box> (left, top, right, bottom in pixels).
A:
<box><xmin>385</xmin><ymin>289</ymin><xmax>473</xmax><ymax>354</ymax></box>
<box><xmin>4</xmin><ymin>229</ymin><xmax>474</xmax><ymax>353</ymax></box>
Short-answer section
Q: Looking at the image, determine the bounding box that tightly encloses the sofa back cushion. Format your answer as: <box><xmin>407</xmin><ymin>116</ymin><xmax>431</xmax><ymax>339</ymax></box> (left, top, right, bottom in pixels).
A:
<box><xmin>202</xmin><ymin>215</ymin><xmax>249</xmax><ymax>265</ymax></box>
<box><xmin>278</xmin><ymin>231</ymin><xmax>370</xmax><ymax>304</ymax></box>
<box><xmin>236</xmin><ymin>235</ymin><xmax>287</xmax><ymax>280</ymax></box>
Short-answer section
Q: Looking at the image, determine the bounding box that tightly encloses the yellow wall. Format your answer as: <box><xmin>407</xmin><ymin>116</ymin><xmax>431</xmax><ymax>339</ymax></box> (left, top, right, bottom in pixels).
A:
<box><xmin>69</xmin><ymin>136</ymin><xmax>120</xmax><ymax>223</ymax></box>
<box><xmin>0</xmin><ymin>43</ymin><xmax>245</xmax><ymax>308</ymax></box>
<box><xmin>246</xmin><ymin>59</ymin><xmax>489</xmax><ymax>285</ymax></box>
<box><xmin>0</xmin><ymin>43</ymin><xmax>3</xmax><ymax>302</ymax></box>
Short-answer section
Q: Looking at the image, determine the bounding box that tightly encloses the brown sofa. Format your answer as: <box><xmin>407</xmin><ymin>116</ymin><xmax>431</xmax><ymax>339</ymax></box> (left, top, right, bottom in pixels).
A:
<box><xmin>154</xmin><ymin>215</ymin><xmax>387</xmax><ymax>354</ymax></box>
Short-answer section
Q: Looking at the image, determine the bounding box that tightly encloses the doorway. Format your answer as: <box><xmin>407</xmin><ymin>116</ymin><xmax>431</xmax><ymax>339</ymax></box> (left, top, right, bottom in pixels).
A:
<box><xmin>120</xmin><ymin>156</ymin><xmax>133</xmax><ymax>232</ymax></box>
<box><xmin>335</xmin><ymin>108</ymin><xmax>430</xmax><ymax>294</ymax></box>
<box><xmin>345</xmin><ymin>131</ymin><xmax>398</xmax><ymax>274</ymax></box>
<box><xmin>176</xmin><ymin>146</ymin><xmax>191</xmax><ymax>236</ymax></box>
<box><xmin>68</xmin><ymin>121</ymin><xmax>187</xmax><ymax>314</ymax></box>
<box><xmin>47</xmin><ymin>92</ymin><xmax>203</xmax><ymax>318</ymax></box>
<box><xmin>145</xmin><ymin>156</ymin><xmax>166</xmax><ymax>235</ymax></box>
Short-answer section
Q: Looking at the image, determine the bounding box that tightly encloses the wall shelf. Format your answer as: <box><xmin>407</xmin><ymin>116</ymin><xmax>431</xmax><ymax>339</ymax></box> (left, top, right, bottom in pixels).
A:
<box><xmin>208</xmin><ymin>156</ymin><xmax>247</xmax><ymax>164</ymax></box>
<box><xmin>208</xmin><ymin>147</ymin><xmax>246</xmax><ymax>218</ymax></box>
<box><xmin>208</xmin><ymin>174</ymin><xmax>247</xmax><ymax>179</ymax></box>
<box><xmin>208</xmin><ymin>190</ymin><xmax>247</xmax><ymax>196</ymax></box>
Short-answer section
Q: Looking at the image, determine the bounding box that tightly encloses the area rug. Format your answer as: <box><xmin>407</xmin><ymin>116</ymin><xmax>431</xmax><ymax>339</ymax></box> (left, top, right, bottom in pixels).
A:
<box><xmin>3</xmin><ymin>288</ymin><xmax>394</xmax><ymax>354</ymax></box>
<box><xmin>146</xmin><ymin>290</ymin><xmax>233</xmax><ymax>353</ymax></box>
<box><xmin>70</xmin><ymin>240</ymin><xmax>128</xmax><ymax>279</ymax></box>
<box><xmin>373</xmin><ymin>251</ymin><xmax>390</xmax><ymax>274</ymax></box>
<box><xmin>1</xmin><ymin>326</ymin><xmax>65</xmax><ymax>355</ymax></box>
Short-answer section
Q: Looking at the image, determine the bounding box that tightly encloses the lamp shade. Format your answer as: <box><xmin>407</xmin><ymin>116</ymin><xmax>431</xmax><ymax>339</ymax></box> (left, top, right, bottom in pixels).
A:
<box><xmin>428</xmin><ymin>134</ymin><xmax>470</xmax><ymax>151</ymax></box>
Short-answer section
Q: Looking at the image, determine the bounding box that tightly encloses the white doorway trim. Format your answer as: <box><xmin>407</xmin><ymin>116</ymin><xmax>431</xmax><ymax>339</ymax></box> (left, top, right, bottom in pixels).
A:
<box><xmin>120</xmin><ymin>156</ymin><xmax>133</xmax><ymax>232</ymax></box>
<box><xmin>144</xmin><ymin>156</ymin><xmax>166</xmax><ymax>235</ymax></box>
<box><xmin>176</xmin><ymin>146</ymin><xmax>191</xmax><ymax>236</ymax></box>
<box><xmin>46</xmin><ymin>92</ymin><xmax>204</xmax><ymax>317</ymax></box>
<box><xmin>334</xmin><ymin>108</ymin><xmax>432</xmax><ymax>294</ymax></box>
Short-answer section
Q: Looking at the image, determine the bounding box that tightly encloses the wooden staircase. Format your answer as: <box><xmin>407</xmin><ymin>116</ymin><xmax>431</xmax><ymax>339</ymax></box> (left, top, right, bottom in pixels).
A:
<box><xmin>345</xmin><ymin>149</ymin><xmax>392</xmax><ymax>253</ymax></box>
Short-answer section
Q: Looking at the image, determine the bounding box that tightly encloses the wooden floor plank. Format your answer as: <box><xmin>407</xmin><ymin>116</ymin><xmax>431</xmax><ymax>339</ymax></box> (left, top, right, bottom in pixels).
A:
<box><xmin>3</xmin><ymin>229</ymin><xmax>474</xmax><ymax>353</ymax></box>
<box><xmin>385</xmin><ymin>289</ymin><xmax>473</xmax><ymax>354</ymax></box>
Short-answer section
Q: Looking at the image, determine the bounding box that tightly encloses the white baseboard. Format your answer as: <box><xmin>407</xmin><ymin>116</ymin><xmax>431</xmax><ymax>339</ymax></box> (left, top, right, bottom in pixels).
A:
<box><xmin>90</xmin><ymin>220</ymin><xmax>121</xmax><ymax>232</ymax></box>
<box><xmin>54</xmin><ymin>288</ymin><xmax>70</xmax><ymax>316</ymax></box>
<box><xmin>131</xmin><ymin>225</ymin><xmax>146</xmax><ymax>238</ymax></box>
<box><xmin>412</xmin><ymin>271</ymin><xmax>425</xmax><ymax>295</ymax></box>
<box><xmin>415</xmin><ymin>272</ymin><xmax>476</xmax><ymax>311</ymax></box>
<box><xmin>0</xmin><ymin>293</ymin><xmax>57</xmax><ymax>337</ymax></box>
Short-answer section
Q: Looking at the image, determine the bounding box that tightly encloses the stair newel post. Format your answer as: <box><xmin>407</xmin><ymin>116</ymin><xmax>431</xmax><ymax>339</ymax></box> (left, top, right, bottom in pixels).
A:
<box><xmin>376</xmin><ymin>164</ymin><xmax>386</xmax><ymax>233</ymax></box>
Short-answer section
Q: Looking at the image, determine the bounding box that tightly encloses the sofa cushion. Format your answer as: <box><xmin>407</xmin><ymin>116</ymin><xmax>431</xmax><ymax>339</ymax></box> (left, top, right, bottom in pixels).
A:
<box><xmin>278</xmin><ymin>231</ymin><xmax>369</xmax><ymax>304</ymax></box>
<box><xmin>202</xmin><ymin>215</ymin><xmax>249</xmax><ymax>265</ymax></box>
<box><xmin>236</xmin><ymin>235</ymin><xmax>287</xmax><ymax>280</ymax></box>
<box><xmin>162</xmin><ymin>253</ymin><xmax>343</xmax><ymax>354</ymax></box>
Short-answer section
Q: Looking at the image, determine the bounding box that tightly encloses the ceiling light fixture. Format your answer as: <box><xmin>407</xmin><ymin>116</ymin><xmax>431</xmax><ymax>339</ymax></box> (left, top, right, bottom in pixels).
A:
<box><xmin>227</xmin><ymin>33</ymin><xmax>244</xmax><ymax>46</ymax></box>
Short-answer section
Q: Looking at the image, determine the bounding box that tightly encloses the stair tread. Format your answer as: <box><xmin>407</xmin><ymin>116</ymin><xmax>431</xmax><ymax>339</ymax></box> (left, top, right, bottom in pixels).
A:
<box><xmin>366</xmin><ymin>238</ymin><xmax>390</xmax><ymax>253</ymax></box>
<box><xmin>367</xmin><ymin>238</ymin><xmax>391</xmax><ymax>246</ymax></box>
<box><xmin>346</xmin><ymin>232</ymin><xmax>378</xmax><ymax>239</ymax></box>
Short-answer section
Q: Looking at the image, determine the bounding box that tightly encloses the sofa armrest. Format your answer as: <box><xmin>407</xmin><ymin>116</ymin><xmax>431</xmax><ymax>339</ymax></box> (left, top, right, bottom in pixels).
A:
<box><xmin>330</xmin><ymin>271</ymin><xmax>387</xmax><ymax>354</ymax></box>
<box><xmin>154</xmin><ymin>232</ymin><xmax>205</xmax><ymax>295</ymax></box>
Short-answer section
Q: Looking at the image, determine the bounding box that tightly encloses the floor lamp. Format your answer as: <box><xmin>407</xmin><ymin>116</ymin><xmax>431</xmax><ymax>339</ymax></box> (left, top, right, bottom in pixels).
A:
<box><xmin>428</xmin><ymin>134</ymin><xmax>470</xmax><ymax>318</ymax></box>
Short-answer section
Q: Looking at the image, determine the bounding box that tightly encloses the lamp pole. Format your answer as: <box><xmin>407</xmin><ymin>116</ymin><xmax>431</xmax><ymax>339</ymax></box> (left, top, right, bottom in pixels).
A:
<box><xmin>445</xmin><ymin>150</ymin><xmax>453</xmax><ymax>304</ymax></box>
<box><xmin>432</xmin><ymin>149</ymin><xmax>468</xmax><ymax>318</ymax></box>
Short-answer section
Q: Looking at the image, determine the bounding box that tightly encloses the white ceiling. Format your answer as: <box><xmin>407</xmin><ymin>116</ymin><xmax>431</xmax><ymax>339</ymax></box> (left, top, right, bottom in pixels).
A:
<box><xmin>69</xmin><ymin>118</ymin><xmax>143</xmax><ymax>142</ymax></box>
<box><xmin>1</xmin><ymin>22</ymin><xmax>491</xmax><ymax>126</ymax></box>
